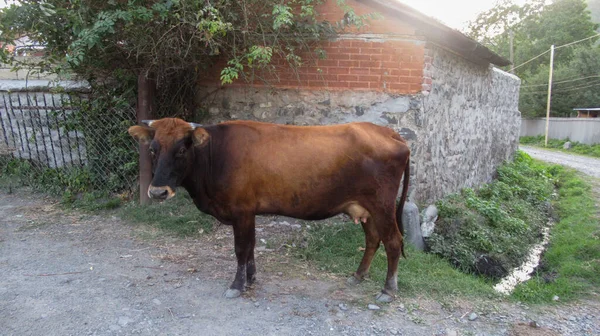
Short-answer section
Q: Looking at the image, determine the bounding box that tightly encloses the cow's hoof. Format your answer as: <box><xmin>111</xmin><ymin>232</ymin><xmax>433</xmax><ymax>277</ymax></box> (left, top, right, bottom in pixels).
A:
<box><xmin>375</xmin><ymin>292</ymin><xmax>394</xmax><ymax>303</ymax></box>
<box><xmin>224</xmin><ymin>288</ymin><xmax>242</xmax><ymax>298</ymax></box>
<box><xmin>346</xmin><ymin>275</ymin><xmax>362</xmax><ymax>286</ymax></box>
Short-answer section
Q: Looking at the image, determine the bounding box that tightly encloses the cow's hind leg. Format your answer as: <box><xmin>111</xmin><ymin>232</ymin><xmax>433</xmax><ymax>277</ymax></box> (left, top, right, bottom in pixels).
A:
<box><xmin>224</xmin><ymin>215</ymin><xmax>255</xmax><ymax>298</ymax></box>
<box><xmin>375</xmin><ymin>215</ymin><xmax>403</xmax><ymax>303</ymax></box>
<box><xmin>347</xmin><ymin>218</ymin><xmax>380</xmax><ymax>285</ymax></box>
<box><xmin>246</xmin><ymin>233</ymin><xmax>257</xmax><ymax>286</ymax></box>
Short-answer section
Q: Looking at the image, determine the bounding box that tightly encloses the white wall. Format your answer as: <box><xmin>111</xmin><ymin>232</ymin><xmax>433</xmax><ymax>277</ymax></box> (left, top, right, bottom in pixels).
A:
<box><xmin>520</xmin><ymin>118</ymin><xmax>600</xmax><ymax>145</ymax></box>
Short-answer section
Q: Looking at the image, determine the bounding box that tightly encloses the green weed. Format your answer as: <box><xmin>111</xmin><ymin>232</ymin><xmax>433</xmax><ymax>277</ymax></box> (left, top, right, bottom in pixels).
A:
<box><xmin>427</xmin><ymin>151</ymin><xmax>557</xmax><ymax>278</ymax></box>
<box><xmin>512</xmin><ymin>170</ymin><xmax>600</xmax><ymax>303</ymax></box>
<box><xmin>520</xmin><ymin>135</ymin><xmax>600</xmax><ymax>158</ymax></box>
<box><xmin>118</xmin><ymin>189</ymin><xmax>214</xmax><ymax>237</ymax></box>
<box><xmin>296</xmin><ymin>220</ymin><xmax>497</xmax><ymax>298</ymax></box>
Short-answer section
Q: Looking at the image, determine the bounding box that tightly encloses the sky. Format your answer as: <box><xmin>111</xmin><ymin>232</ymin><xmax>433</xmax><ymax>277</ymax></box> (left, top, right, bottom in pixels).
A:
<box><xmin>0</xmin><ymin>0</ymin><xmax>527</xmax><ymax>32</ymax></box>
<box><xmin>400</xmin><ymin>0</ymin><xmax>530</xmax><ymax>31</ymax></box>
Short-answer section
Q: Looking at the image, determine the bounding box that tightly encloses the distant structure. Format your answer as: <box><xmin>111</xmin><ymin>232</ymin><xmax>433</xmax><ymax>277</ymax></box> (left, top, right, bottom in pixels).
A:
<box><xmin>573</xmin><ymin>107</ymin><xmax>600</xmax><ymax>118</ymax></box>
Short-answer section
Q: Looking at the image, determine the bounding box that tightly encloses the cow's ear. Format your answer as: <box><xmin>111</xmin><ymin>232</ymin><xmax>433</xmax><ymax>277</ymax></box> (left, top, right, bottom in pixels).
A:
<box><xmin>128</xmin><ymin>125</ymin><xmax>155</xmax><ymax>145</ymax></box>
<box><xmin>192</xmin><ymin>128</ymin><xmax>210</xmax><ymax>148</ymax></box>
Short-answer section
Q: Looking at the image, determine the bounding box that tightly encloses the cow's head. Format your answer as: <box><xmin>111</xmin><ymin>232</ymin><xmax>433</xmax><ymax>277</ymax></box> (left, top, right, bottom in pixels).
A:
<box><xmin>128</xmin><ymin>118</ymin><xmax>210</xmax><ymax>200</ymax></box>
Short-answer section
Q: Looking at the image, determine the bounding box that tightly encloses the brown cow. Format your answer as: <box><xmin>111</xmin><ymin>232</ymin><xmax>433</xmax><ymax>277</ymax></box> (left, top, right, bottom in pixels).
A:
<box><xmin>128</xmin><ymin>117</ymin><xmax>410</xmax><ymax>302</ymax></box>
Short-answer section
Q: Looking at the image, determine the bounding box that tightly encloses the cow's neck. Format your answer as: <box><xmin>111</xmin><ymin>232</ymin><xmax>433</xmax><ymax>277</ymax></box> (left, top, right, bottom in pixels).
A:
<box><xmin>181</xmin><ymin>136</ymin><xmax>216</xmax><ymax>214</ymax></box>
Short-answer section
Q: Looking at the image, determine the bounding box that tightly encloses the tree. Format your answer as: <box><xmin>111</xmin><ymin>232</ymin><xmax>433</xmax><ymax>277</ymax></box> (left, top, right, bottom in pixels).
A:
<box><xmin>0</xmin><ymin>0</ymin><xmax>375</xmax><ymax>117</ymax></box>
<box><xmin>467</xmin><ymin>0</ymin><xmax>599</xmax><ymax>117</ymax></box>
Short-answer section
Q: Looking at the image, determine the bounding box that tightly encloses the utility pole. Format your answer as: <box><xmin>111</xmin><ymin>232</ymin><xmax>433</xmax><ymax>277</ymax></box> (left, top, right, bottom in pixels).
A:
<box><xmin>509</xmin><ymin>30</ymin><xmax>514</xmax><ymax>73</ymax></box>
<box><xmin>137</xmin><ymin>71</ymin><xmax>156</xmax><ymax>205</ymax></box>
<box><xmin>544</xmin><ymin>44</ymin><xmax>555</xmax><ymax>147</ymax></box>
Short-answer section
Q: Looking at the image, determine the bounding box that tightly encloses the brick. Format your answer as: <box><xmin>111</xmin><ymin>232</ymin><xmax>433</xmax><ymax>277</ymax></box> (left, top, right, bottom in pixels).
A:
<box><xmin>388</xmin><ymin>83</ymin><xmax>411</xmax><ymax>92</ymax></box>
<box><xmin>350</xmin><ymin>54</ymin><xmax>371</xmax><ymax>61</ymax></box>
<box><xmin>327</xmin><ymin>81</ymin><xmax>349</xmax><ymax>88</ymax></box>
<box><xmin>338</xmin><ymin>74</ymin><xmax>359</xmax><ymax>82</ymax></box>
<box><xmin>370</xmin><ymin>68</ymin><xmax>387</xmax><ymax>75</ymax></box>
<box><xmin>360</xmin><ymin>48</ymin><xmax>382</xmax><ymax>54</ymax></box>
<box><xmin>382</xmin><ymin>75</ymin><xmax>399</xmax><ymax>82</ymax></box>
<box><xmin>308</xmin><ymin>81</ymin><xmax>327</xmax><ymax>88</ymax></box>
<box><xmin>317</xmin><ymin>74</ymin><xmax>339</xmax><ymax>81</ymax></box>
<box><xmin>348</xmin><ymin>82</ymin><xmax>370</xmax><ymax>88</ymax></box>
<box><xmin>359</xmin><ymin>75</ymin><xmax>380</xmax><ymax>82</ymax></box>
<box><xmin>409</xmin><ymin>83</ymin><xmax>421</xmax><ymax>91</ymax></box>
<box><xmin>350</xmin><ymin>68</ymin><xmax>370</xmax><ymax>75</ymax></box>
<box><xmin>317</xmin><ymin>59</ymin><xmax>338</xmax><ymax>67</ymax></box>
<box><xmin>399</xmin><ymin>76</ymin><xmax>423</xmax><ymax>84</ymax></box>
<box><xmin>391</xmin><ymin>69</ymin><xmax>410</xmax><ymax>76</ymax></box>
<box><xmin>351</xmin><ymin>41</ymin><xmax>372</xmax><ymax>48</ymax></box>
<box><xmin>329</xmin><ymin>53</ymin><xmax>350</xmax><ymax>60</ymax></box>
<box><xmin>339</xmin><ymin>47</ymin><xmax>360</xmax><ymax>54</ymax></box>
<box><xmin>328</xmin><ymin>67</ymin><xmax>350</xmax><ymax>74</ymax></box>
<box><xmin>370</xmin><ymin>54</ymin><xmax>392</xmax><ymax>62</ymax></box>
<box><xmin>382</xmin><ymin>61</ymin><xmax>400</xmax><ymax>68</ymax></box>
<box><xmin>402</xmin><ymin>62</ymin><xmax>424</xmax><ymax>69</ymax></box>
<box><xmin>410</xmin><ymin>69</ymin><xmax>424</xmax><ymax>77</ymax></box>
<box><xmin>360</xmin><ymin>60</ymin><xmax>381</xmax><ymax>68</ymax></box>
<box><xmin>299</xmin><ymin>74</ymin><xmax>319</xmax><ymax>81</ymax></box>
<box><xmin>370</xmin><ymin>82</ymin><xmax>384</xmax><ymax>89</ymax></box>
<box><xmin>338</xmin><ymin>60</ymin><xmax>360</xmax><ymax>67</ymax></box>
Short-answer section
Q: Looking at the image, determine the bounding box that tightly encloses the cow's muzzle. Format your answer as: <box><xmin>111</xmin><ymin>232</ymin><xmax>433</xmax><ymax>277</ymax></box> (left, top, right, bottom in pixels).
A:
<box><xmin>148</xmin><ymin>185</ymin><xmax>176</xmax><ymax>200</ymax></box>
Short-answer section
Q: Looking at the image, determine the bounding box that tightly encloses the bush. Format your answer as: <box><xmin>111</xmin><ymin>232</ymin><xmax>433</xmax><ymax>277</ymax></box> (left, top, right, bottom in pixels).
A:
<box><xmin>426</xmin><ymin>151</ymin><xmax>558</xmax><ymax>279</ymax></box>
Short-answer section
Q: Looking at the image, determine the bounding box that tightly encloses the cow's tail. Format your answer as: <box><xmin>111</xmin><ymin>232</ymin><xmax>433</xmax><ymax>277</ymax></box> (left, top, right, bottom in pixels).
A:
<box><xmin>396</xmin><ymin>157</ymin><xmax>410</xmax><ymax>259</ymax></box>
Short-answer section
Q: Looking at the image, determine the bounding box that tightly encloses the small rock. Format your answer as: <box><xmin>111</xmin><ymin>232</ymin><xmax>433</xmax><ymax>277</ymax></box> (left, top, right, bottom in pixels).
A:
<box><xmin>336</xmin><ymin>312</ymin><xmax>344</xmax><ymax>318</ymax></box>
<box><xmin>398</xmin><ymin>303</ymin><xmax>405</xmax><ymax>311</ymax></box>
<box><xmin>446</xmin><ymin>329</ymin><xmax>458</xmax><ymax>336</ymax></box>
<box><xmin>529</xmin><ymin>321</ymin><xmax>538</xmax><ymax>328</ymax></box>
<box><xmin>254</xmin><ymin>302</ymin><xmax>260</xmax><ymax>307</ymax></box>
<box><xmin>277</xmin><ymin>272</ymin><xmax>283</xmax><ymax>276</ymax></box>
<box><xmin>118</xmin><ymin>316</ymin><xmax>133</xmax><ymax>327</ymax></box>
<box><xmin>152</xmin><ymin>299</ymin><xmax>161</xmax><ymax>305</ymax></box>
<box><xmin>368</xmin><ymin>304</ymin><xmax>381</xmax><ymax>310</ymax></box>
<box><xmin>563</xmin><ymin>141</ymin><xmax>571</xmax><ymax>150</ymax></box>
<box><xmin>338</xmin><ymin>303</ymin><xmax>348</xmax><ymax>311</ymax></box>
<box><xmin>569</xmin><ymin>316</ymin><xmax>576</xmax><ymax>322</ymax></box>
<box><xmin>552</xmin><ymin>295</ymin><xmax>559</xmax><ymax>301</ymax></box>
<box><xmin>468</xmin><ymin>312</ymin><xmax>478</xmax><ymax>321</ymax></box>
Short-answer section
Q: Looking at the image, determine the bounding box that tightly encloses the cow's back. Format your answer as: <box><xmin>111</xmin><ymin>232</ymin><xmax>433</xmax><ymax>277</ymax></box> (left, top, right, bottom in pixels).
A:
<box><xmin>209</xmin><ymin>121</ymin><xmax>409</xmax><ymax>219</ymax></box>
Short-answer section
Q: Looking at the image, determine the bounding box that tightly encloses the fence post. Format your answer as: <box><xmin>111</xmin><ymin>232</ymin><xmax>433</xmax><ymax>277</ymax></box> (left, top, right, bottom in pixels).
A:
<box><xmin>137</xmin><ymin>71</ymin><xmax>155</xmax><ymax>205</ymax></box>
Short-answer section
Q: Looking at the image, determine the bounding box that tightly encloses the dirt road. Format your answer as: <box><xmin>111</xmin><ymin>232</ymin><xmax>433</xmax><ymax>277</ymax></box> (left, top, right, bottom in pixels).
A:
<box><xmin>519</xmin><ymin>146</ymin><xmax>600</xmax><ymax>178</ymax></box>
<box><xmin>2</xmin><ymin>190</ymin><xmax>599</xmax><ymax>335</ymax></box>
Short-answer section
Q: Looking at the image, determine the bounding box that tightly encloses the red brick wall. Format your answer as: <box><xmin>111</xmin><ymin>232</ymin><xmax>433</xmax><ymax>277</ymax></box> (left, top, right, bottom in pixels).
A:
<box><xmin>199</xmin><ymin>0</ymin><xmax>426</xmax><ymax>94</ymax></box>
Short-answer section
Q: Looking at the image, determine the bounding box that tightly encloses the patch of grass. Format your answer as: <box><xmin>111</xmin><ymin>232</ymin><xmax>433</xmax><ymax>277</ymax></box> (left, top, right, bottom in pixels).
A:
<box><xmin>512</xmin><ymin>170</ymin><xmax>600</xmax><ymax>303</ymax></box>
<box><xmin>296</xmin><ymin>220</ymin><xmax>497</xmax><ymax>298</ymax></box>
<box><xmin>427</xmin><ymin>151</ymin><xmax>558</xmax><ymax>278</ymax></box>
<box><xmin>118</xmin><ymin>189</ymin><xmax>214</xmax><ymax>237</ymax></box>
<box><xmin>520</xmin><ymin>135</ymin><xmax>600</xmax><ymax>158</ymax></box>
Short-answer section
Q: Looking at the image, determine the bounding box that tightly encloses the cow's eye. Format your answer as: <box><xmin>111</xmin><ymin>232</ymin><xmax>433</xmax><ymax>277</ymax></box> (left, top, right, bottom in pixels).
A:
<box><xmin>176</xmin><ymin>147</ymin><xmax>186</xmax><ymax>157</ymax></box>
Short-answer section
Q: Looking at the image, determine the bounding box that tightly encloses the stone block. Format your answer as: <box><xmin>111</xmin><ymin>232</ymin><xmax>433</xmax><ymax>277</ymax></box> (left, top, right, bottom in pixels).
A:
<box><xmin>402</xmin><ymin>201</ymin><xmax>424</xmax><ymax>251</ymax></box>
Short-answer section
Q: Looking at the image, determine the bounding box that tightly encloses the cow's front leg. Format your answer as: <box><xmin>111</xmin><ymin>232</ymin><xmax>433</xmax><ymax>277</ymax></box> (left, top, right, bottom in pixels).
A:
<box><xmin>224</xmin><ymin>215</ymin><xmax>255</xmax><ymax>298</ymax></box>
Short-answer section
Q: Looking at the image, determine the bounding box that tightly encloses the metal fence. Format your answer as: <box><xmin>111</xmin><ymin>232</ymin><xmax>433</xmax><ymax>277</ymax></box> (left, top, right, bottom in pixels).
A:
<box><xmin>0</xmin><ymin>90</ymin><xmax>139</xmax><ymax>195</ymax></box>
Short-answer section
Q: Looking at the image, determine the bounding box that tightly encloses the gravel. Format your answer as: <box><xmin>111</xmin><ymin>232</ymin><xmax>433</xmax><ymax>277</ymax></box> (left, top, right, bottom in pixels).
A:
<box><xmin>520</xmin><ymin>145</ymin><xmax>600</xmax><ymax>178</ymax></box>
<box><xmin>1</xmin><ymin>187</ymin><xmax>600</xmax><ymax>336</ymax></box>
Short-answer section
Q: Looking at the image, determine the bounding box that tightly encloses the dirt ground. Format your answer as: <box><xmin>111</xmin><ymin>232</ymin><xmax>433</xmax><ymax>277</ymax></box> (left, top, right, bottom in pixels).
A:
<box><xmin>1</xmin><ymin>185</ymin><xmax>599</xmax><ymax>336</ymax></box>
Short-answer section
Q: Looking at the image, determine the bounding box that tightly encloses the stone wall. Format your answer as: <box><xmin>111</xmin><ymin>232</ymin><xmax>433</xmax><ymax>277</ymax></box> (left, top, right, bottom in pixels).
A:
<box><xmin>196</xmin><ymin>45</ymin><xmax>521</xmax><ymax>204</ymax></box>
<box><xmin>417</xmin><ymin>45</ymin><xmax>521</xmax><ymax>203</ymax></box>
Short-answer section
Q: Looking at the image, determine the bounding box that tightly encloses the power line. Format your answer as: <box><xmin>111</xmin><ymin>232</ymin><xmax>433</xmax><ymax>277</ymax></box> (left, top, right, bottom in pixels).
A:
<box><xmin>521</xmin><ymin>74</ymin><xmax>600</xmax><ymax>88</ymax></box>
<box><xmin>521</xmin><ymin>80</ymin><xmax>600</xmax><ymax>94</ymax></box>
<box><xmin>555</xmin><ymin>32</ymin><xmax>600</xmax><ymax>49</ymax></box>
<box><xmin>511</xmin><ymin>49</ymin><xmax>550</xmax><ymax>71</ymax></box>
<box><xmin>510</xmin><ymin>32</ymin><xmax>600</xmax><ymax>71</ymax></box>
